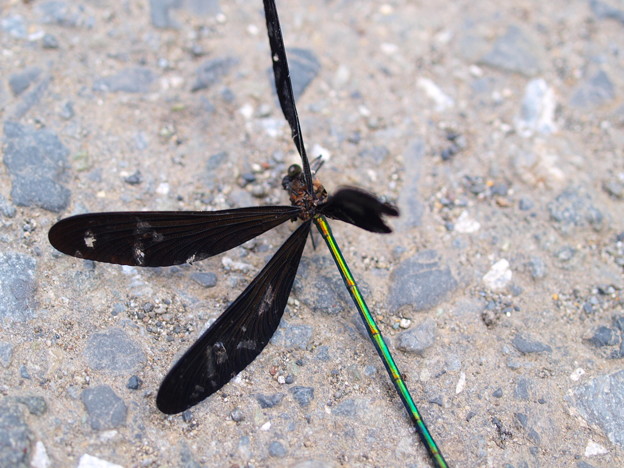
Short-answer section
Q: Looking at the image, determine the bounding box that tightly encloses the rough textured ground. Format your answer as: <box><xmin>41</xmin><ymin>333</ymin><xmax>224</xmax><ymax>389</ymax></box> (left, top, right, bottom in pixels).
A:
<box><xmin>1</xmin><ymin>0</ymin><xmax>623</xmax><ymax>467</ymax></box>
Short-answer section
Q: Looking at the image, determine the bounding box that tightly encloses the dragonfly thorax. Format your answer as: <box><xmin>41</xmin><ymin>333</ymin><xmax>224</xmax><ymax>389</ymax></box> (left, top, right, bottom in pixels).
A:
<box><xmin>282</xmin><ymin>164</ymin><xmax>328</xmax><ymax>220</ymax></box>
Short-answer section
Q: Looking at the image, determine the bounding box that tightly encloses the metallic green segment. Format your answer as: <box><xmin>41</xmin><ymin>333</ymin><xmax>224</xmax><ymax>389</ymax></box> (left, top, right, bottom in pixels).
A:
<box><xmin>313</xmin><ymin>215</ymin><xmax>449</xmax><ymax>468</ymax></box>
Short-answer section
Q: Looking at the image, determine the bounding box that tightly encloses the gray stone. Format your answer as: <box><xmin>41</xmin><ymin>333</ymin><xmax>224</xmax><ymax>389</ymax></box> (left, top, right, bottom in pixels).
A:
<box><xmin>269</xmin><ymin>49</ymin><xmax>320</xmax><ymax>102</ymax></box>
<box><xmin>15</xmin><ymin>396</ymin><xmax>47</xmax><ymax>416</ymax></box>
<box><xmin>0</xmin><ymin>342</ymin><xmax>12</xmax><ymax>368</ymax></box>
<box><xmin>479</xmin><ymin>25</ymin><xmax>544</xmax><ymax>76</ymax></box>
<box><xmin>41</xmin><ymin>33</ymin><xmax>59</xmax><ymax>49</ymax></box>
<box><xmin>3</xmin><ymin>121</ymin><xmax>70</xmax><ymax>212</ymax></box>
<box><xmin>395</xmin><ymin>318</ymin><xmax>437</xmax><ymax>355</ymax></box>
<box><xmin>268</xmin><ymin>440</ymin><xmax>287</xmax><ymax>458</ymax></box>
<box><xmin>191</xmin><ymin>57</ymin><xmax>238</xmax><ymax>92</ymax></box>
<box><xmin>0</xmin><ymin>400</ymin><xmax>33</xmax><ymax>467</ymax></box>
<box><xmin>0</xmin><ymin>194</ymin><xmax>16</xmax><ymax>218</ymax></box>
<box><xmin>289</xmin><ymin>386</ymin><xmax>314</xmax><ymax>407</ymax></box>
<box><xmin>255</xmin><ymin>393</ymin><xmax>285</xmax><ymax>409</ymax></box>
<box><xmin>569</xmin><ymin>370</ymin><xmax>624</xmax><ymax>447</ymax></box>
<box><xmin>527</xmin><ymin>257</ymin><xmax>547</xmax><ymax>280</ymax></box>
<box><xmin>9</xmin><ymin>67</ymin><xmax>41</xmax><ymax>96</ymax></box>
<box><xmin>332</xmin><ymin>398</ymin><xmax>357</xmax><ymax>417</ymax></box>
<box><xmin>81</xmin><ymin>385</ymin><xmax>127</xmax><ymax>430</ymax></box>
<box><xmin>93</xmin><ymin>67</ymin><xmax>157</xmax><ymax>93</ymax></box>
<box><xmin>126</xmin><ymin>375</ymin><xmax>142</xmax><ymax>390</ymax></box>
<box><xmin>85</xmin><ymin>328</ymin><xmax>146</xmax><ymax>373</ymax></box>
<box><xmin>0</xmin><ymin>252</ymin><xmax>37</xmax><ymax>322</ymax></box>
<box><xmin>590</xmin><ymin>0</ymin><xmax>624</xmax><ymax>25</ymax></box>
<box><xmin>389</xmin><ymin>250</ymin><xmax>457</xmax><ymax>313</ymax></box>
<box><xmin>514</xmin><ymin>378</ymin><xmax>531</xmax><ymax>401</ymax></box>
<box><xmin>587</xmin><ymin>326</ymin><xmax>619</xmax><ymax>347</ymax></box>
<box><xmin>1</xmin><ymin>14</ymin><xmax>27</xmax><ymax>39</ymax></box>
<box><xmin>271</xmin><ymin>322</ymin><xmax>312</xmax><ymax>350</ymax></box>
<box><xmin>570</xmin><ymin>70</ymin><xmax>616</xmax><ymax>109</ymax></box>
<box><xmin>150</xmin><ymin>0</ymin><xmax>221</xmax><ymax>29</ymax></box>
<box><xmin>358</xmin><ymin>146</ymin><xmax>390</xmax><ymax>164</ymax></box>
<box><xmin>190</xmin><ymin>272</ymin><xmax>217</xmax><ymax>288</ymax></box>
<box><xmin>37</xmin><ymin>1</ymin><xmax>94</xmax><ymax>28</ymax></box>
<box><xmin>11</xmin><ymin>74</ymin><xmax>51</xmax><ymax>119</ymax></box>
<box><xmin>288</xmin><ymin>48</ymin><xmax>321</xmax><ymax>100</ymax></box>
<box><xmin>299</xmin><ymin>273</ymin><xmax>349</xmax><ymax>315</ymax></box>
<box><xmin>512</xmin><ymin>334</ymin><xmax>552</xmax><ymax>354</ymax></box>
<box><xmin>548</xmin><ymin>187</ymin><xmax>604</xmax><ymax>234</ymax></box>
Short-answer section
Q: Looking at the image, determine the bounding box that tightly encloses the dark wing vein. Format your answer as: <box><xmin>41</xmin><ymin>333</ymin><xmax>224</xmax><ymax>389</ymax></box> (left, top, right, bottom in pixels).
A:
<box><xmin>48</xmin><ymin>206</ymin><xmax>301</xmax><ymax>267</ymax></box>
<box><xmin>156</xmin><ymin>220</ymin><xmax>311</xmax><ymax>414</ymax></box>
<box><xmin>263</xmin><ymin>0</ymin><xmax>313</xmax><ymax>194</ymax></box>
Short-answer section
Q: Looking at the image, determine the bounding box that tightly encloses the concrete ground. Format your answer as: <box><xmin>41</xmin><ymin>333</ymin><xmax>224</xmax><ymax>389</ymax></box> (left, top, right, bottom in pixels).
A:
<box><xmin>1</xmin><ymin>0</ymin><xmax>623</xmax><ymax>467</ymax></box>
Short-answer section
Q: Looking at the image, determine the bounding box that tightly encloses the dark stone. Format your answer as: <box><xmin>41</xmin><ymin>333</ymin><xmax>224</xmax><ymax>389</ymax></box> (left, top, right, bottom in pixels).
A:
<box><xmin>268</xmin><ymin>440</ymin><xmax>287</xmax><ymax>458</ymax></box>
<box><xmin>395</xmin><ymin>318</ymin><xmax>436</xmax><ymax>355</ymax></box>
<box><xmin>569</xmin><ymin>369</ymin><xmax>624</xmax><ymax>447</ymax></box>
<box><xmin>268</xmin><ymin>48</ymin><xmax>320</xmax><ymax>102</ymax></box>
<box><xmin>0</xmin><ymin>194</ymin><xmax>16</xmax><ymax>218</ymax></box>
<box><xmin>271</xmin><ymin>322</ymin><xmax>312</xmax><ymax>350</ymax></box>
<box><xmin>84</xmin><ymin>328</ymin><xmax>146</xmax><ymax>373</ymax></box>
<box><xmin>15</xmin><ymin>396</ymin><xmax>47</xmax><ymax>416</ymax></box>
<box><xmin>11</xmin><ymin>74</ymin><xmax>51</xmax><ymax>119</ymax></box>
<box><xmin>590</xmin><ymin>0</ymin><xmax>624</xmax><ymax>24</ymax></box>
<box><xmin>37</xmin><ymin>1</ymin><xmax>94</xmax><ymax>28</ymax></box>
<box><xmin>255</xmin><ymin>393</ymin><xmax>285</xmax><ymax>409</ymax></box>
<box><xmin>358</xmin><ymin>146</ymin><xmax>390</xmax><ymax>164</ymax></box>
<box><xmin>518</xmin><ymin>198</ymin><xmax>534</xmax><ymax>211</ymax></box>
<box><xmin>190</xmin><ymin>272</ymin><xmax>217</xmax><ymax>288</ymax></box>
<box><xmin>389</xmin><ymin>250</ymin><xmax>457</xmax><ymax>313</ymax></box>
<box><xmin>512</xmin><ymin>334</ymin><xmax>552</xmax><ymax>354</ymax></box>
<box><xmin>297</xmin><ymin>270</ymin><xmax>352</xmax><ymax>315</ymax></box>
<box><xmin>1</xmin><ymin>14</ymin><xmax>27</xmax><ymax>39</ymax></box>
<box><xmin>0</xmin><ymin>400</ymin><xmax>33</xmax><ymax>467</ymax></box>
<box><xmin>289</xmin><ymin>386</ymin><xmax>314</xmax><ymax>407</ymax></box>
<box><xmin>479</xmin><ymin>25</ymin><xmax>544</xmax><ymax>76</ymax></box>
<box><xmin>124</xmin><ymin>170</ymin><xmax>142</xmax><ymax>185</ymax></box>
<box><xmin>93</xmin><ymin>67</ymin><xmax>157</xmax><ymax>93</ymax></box>
<box><xmin>570</xmin><ymin>70</ymin><xmax>616</xmax><ymax>109</ymax></box>
<box><xmin>150</xmin><ymin>0</ymin><xmax>221</xmax><ymax>29</ymax></box>
<box><xmin>0</xmin><ymin>342</ymin><xmax>12</xmax><ymax>368</ymax></box>
<box><xmin>230</xmin><ymin>408</ymin><xmax>244</xmax><ymax>422</ymax></box>
<box><xmin>9</xmin><ymin>67</ymin><xmax>41</xmax><ymax>96</ymax></box>
<box><xmin>42</xmin><ymin>33</ymin><xmax>59</xmax><ymax>49</ymax></box>
<box><xmin>587</xmin><ymin>326</ymin><xmax>619</xmax><ymax>347</ymax></box>
<box><xmin>514</xmin><ymin>378</ymin><xmax>531</xmax><ymax>401</ymax></box>
<box><xmin>81</xmin><ymin>385</ymin><xmax>127</xmax><ymax>430</ymax></box>
<box><xmin>192</xmin><ymin>57</ymin><xmax>238</xmax><ymax>92</ymax></box>
<box><xmin>3</xmin><ymin>121</ymin><xmax>70</xmax><ymax>212</ymax></box>
<box><xmin>126</xmin><ymin>375</ymin><xmax>142</xmax><ymax>390</ymax></box>
<box><xmin>0</xmin><ymin>252</ymin><xmax>37</xmax><ymax>322</ymax></box>
<box><xmin>333</xmin><ymin>399</ymin><xmax>357</xmax><ymax>417</ymax></box>
<box><xmin>527</xmin><ymin>257</ymin><xmax>546</xmax><ymax>280</ymax></box>
<box><xmin>548</xmin><ymin>187</ymin><xmax>604</xmax><ymax>234</ymax></box>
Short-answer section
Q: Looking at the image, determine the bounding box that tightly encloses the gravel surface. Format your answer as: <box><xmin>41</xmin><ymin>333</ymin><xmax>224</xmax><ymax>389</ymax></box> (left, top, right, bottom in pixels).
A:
<box><xmin>1</xmin><ymin>0</ymin><xmax>624</xmax><ymax>467</ymax></box>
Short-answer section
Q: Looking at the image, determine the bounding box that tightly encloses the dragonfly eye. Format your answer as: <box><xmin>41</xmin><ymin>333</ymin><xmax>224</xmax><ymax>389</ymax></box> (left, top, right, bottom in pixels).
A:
<box><xmin>287</xmin><ymin>164</ymin><xmax>302</xmax><ymax>177</ymax></box>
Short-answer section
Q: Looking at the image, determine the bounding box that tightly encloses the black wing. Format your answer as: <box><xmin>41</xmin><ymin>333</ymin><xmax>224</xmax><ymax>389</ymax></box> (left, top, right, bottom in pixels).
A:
<box><xmin>319</xmin><ymin>187</ymin><xmax>399</xmax><ymax>233</ymax></box>
<box><xmin>263</xmin><ymin>0</ymin><xmax>313</xmax><ymax>195</ymax></box>
<box><xmin>48</xmin><ymin>206</ymin><xmax>301</xmax><ymax>267</ymax></box>
<box><xmin>156</xmin><ymin>220</ymin><xmax>311</xmax><ymax>414</ymax></box>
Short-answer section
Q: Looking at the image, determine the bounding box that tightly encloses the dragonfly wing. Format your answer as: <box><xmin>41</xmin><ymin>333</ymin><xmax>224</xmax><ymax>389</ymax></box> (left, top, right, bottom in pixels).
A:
<box><xmin>48</xmin><ymin>206</ymin><xmax>301</xmax><ymax>267</ymax></box>
<box><xmin>156</xmin><ymin>220</ymin><xmax>311</xmax><ymax>414</ymax></box>
<box><xmin>319</xmin><ymin>187</ymin><xmax>399</xmax><ymax>233</ymax></box>
<box><xmin>263</xmin><ymin>0</ymin><xmax>313</xmax><ymax>193</ymax></box>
